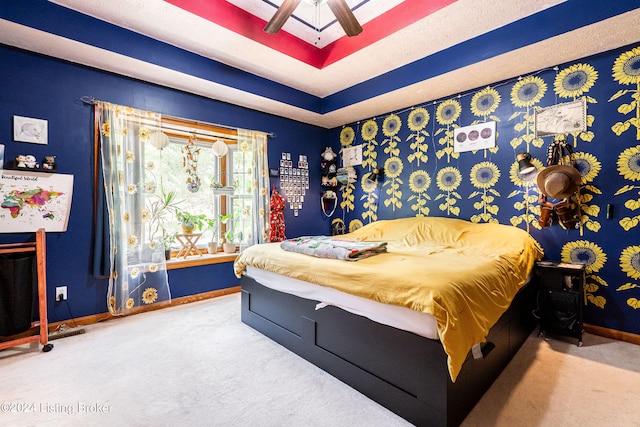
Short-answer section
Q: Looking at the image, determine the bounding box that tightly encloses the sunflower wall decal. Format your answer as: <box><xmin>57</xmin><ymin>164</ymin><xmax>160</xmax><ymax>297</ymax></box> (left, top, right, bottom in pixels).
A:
<box><xmin>382</xmin><ymin>157</ymin><xmax>403</xmax><ymax>211</ymax></box>
<box><xmin>435</xmin><ymin>166</ymin><xmax>462</xmax><ymax>216</ymax></box>
<box><xmin>615</xmin><ymin>145</ymin><xmax>640</xmax><ymax>231</ymax></box>
<box><xmin>339</xmin><ymin>126</ymin><xmax>356</xmax><ymax>212</ymax></box>
<box><xmin>561</xmin><ymin>240</ymin><xmax>608</xmax><ymax>309</ymax></box>
<box><xmin>469</xmin><ymin>161</ymin><xmax>501</xmax><ymax>223</ymax></box>
<box><xmin>408</xmin><ymin>170</ymin><xmax>431</xmax><ymax>217</ymax></box>
<box><xmin>609</xmin><ymin>46</ymin><xmax>640</xmax><ymax>140</ymax></box>
<box><xmin>616</xmin><ymin>245</ymin><xmax>640</xmax><ymax>309</ymax></box>
<box><xmin>406</xmin><ymin>107</ymin><xmax>430</xmax><ymax>166</ymax></box>
<box><xmin>508</xmin><ymin>157</ymin><xmax>544</xmax><ymax>231</ymax></box>
<box><xmin>564</xmin><ymin>152</ymin><xmax>602</xmax><ymax>233</ymax></box>
<box><xmin>360</xmin><ymin>174</ymin><xmax>379</xmax><ymax>223</ymax></box>
<box><xmin>361</xmin><ymin>119</ymin><xmax>379</xmax><ymax>170</ymax></box>
<box><xmin>554</xmin><ymin>63</ymin><xmax>598</xmax><ymax>148</ymax></box>
<box><xmin>381</xmin><ymin>114</ymin><xmax>402</xmax><ymax>158</ymax></box>
<box><xmin>470</xmin><ymin>86</ymin><xmax>501</xmax><ymax>157</ymax></box>
<box><xmin>509</xmin><ymin>76</ymin><xmax>547</xmax><ymax>151</ymax></box>
<box><xmin>434</xmin><ymin>99</ymin><xmax>461</xmax><ymax>162</ymax></box>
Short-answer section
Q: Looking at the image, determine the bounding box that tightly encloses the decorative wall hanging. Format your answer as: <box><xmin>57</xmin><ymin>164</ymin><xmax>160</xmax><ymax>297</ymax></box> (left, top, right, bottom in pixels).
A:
<box><xmin>454</xmin><ymin>121</ymin><xmax>496</xmax><ymax>153</ymax></box>
<box><xmin>280</xmin><ymin>151</ymin><xmax>309</xmax><ymax>217</ymax></box>
<box><xmin>534</xmin><ymin>97</ymin><xmax>587</xmax><ymax>138</ymax></box>
<box><xmin>0</xmin><ymin>171</ymin><xmax>73</xmax><ymax>232</ymax></box>
<box><xmin>182</xmin><ymin>135</ymin><xmax>201</xmax><ymax>192</ymax></box>
<box><xmin>13</xmin><ymin>115</ymin><xmax>48</xmax><ymax>145</ymax></box>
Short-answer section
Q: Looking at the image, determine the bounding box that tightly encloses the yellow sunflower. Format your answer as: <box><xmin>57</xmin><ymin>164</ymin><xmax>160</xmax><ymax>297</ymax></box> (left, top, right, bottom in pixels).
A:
<box><xmin>123</xmin><ymin>212</ymin><xmax>130</xmax><ymax>223</ymax></box>
<box><xmin>361</xmin><ymin>174</ymin><xmax>377</xmax><ymax>193</ymax></box>
<box><xmin>149</xmin><ymin>263</ymin><xmax>159</xmax><ymax>273</ymax></box>
<box><xmin>108</xmin><ymin>296</ymin><xmax>116</xmax><ymax>314</ymax></box>
<box><xmin>617</xmin><ymin>145</ymin><xmax>640</xmax><ymax>181</ymax></box>
<box><xmin>361</xmin><ymin>119</ymin><xmax>378</xmax><ymax>141</ymax></box>
<box><xmin>126</xmin><ymin>298</ymin><xmax>135</xmax><ymax>309</ymax></box>
<box><xmin>409</xmin><ymin>170</ymin><xmax>431</xmax><ymax>193</ymax></box>
<box><xmin>101</xmin><ymin>121</ymin><xmax>111</xmax><ymax>137</ymax></box>
<box><xmin>561</xmin><ymin>240</ymin><xmax>606</xmax><ymax>274</ymax></box>
<box><xmin>130</xmin><ymin>267</ymin><xmax>140</xmax><ymax>279</ymax></box>
<box><xmin>620</xmin><ymin>246</ymin><xmax>640</xmax><ymax>279</ymax></box>
<box><xmin>126</xmin><ymin>151</ymin><xmax>135</xmax><ymax>163</ymax></box>
<box><xmin>127</xmin><ymin>184</ymin><xmax>137</xmax><ymax>194</ymax></box>
<box><xmin>470</xmin><ymin>162</ymin><xmax>500</xmax><ymax>189</ymax></box>
<box><xmin>139</xmin><ymin>127</ymin><xmax>151</xmax><ymax>141</ymax></box>
<box><xmin>510</xmin><ymin>76</ymin><xmax>547</xmax><ymax>108</ymax></box>
<box><xmin>340</xmin><ymin>126</ymin><xmax>355</xmax><ymax>146</ymax></box>
<box><xmin>509</xmin><ymin>158</ymin><xmax>544</xmax><ymax>186</ymax></box>
<box><xmin>612</xmin><ymin>46</ymin><xmax>640</xmax><ymax>85</ymax></box>
<box><xmin>142</xmin><ymin>287</ymin><xmax>158</xmax><ymax>304</ymax></box>
<box><xmin>554</xmin><ymin>63</ymin><xmax>598</xmax><ymax>99</ymax></box>
<box><xmin>436</xmin><ymin>167</ymin><xmax>462</xmax><ymax>192</ymax></box>
<box><xmin>384</xmin><ymin>157</ymin><xmax>403</xmax><ymax>178</ymax></box>
<box><xmin>128</xmin><ymin>235</ymin><xmax>138</xmax><ymax>248</ymax></box>
<box><xmin>470</xmin><ymin>87</ymin><xmax>501</xmax><ymax>117</ymax></box>
<box><xmin>408</xmin><ymin>107</ymin><xmax>429</xmax><ymax>132</ymax></box>
<box><xmin>141</xmin><ymin>208</ymin><xmax>150</xmax><ymax>222</ymax></box>
<box><xmin>435</xmin><ymin>99</ymin><xmax>462</xmax><ymax>125</ymax></box>
<box><xmin>349</xmin><ymin>219</ymin><xmax>363</xmax><ymax>233</ymax></box>
<box><xmin>567</xmin><ymin>152</ymin><xmax>601</xmax><ymax>184</ymax></box>
<box><xmin>149</xmin><ymin>240</ymin><xmax>157</xmax><ymax>250</ymax></box>
<box><xmin>382</xmin><ymin>114</ymin><xmax>402</xmax><ymax>137</ymax></box>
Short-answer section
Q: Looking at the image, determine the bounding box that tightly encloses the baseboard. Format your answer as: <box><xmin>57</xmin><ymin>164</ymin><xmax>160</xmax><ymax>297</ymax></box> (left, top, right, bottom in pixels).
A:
<box><xmin>1</xmin><ymin>287</ymin><xmax>240</xmax><ymax>342</ymax></box>
<box><xmin>584</xmin><ymin>323</ymin><xmax>640</xmax><ymax>346</ymax></box>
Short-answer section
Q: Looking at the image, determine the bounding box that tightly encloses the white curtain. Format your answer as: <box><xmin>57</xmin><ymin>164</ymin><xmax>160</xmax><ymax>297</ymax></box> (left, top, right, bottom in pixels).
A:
<box><xmin>97</xmin><ymin>102</ymin><xmax>171</xmax><ymax>315</ymax></box>
<box><xmin>237</xmin><ymin>129</ymin><xmax>271</xmax><ymax>245</ymax></box>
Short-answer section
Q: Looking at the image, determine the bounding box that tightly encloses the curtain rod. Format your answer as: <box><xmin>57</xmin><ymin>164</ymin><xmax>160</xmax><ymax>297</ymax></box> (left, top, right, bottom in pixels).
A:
<box><xmin>81</xmin><ymin>96</ymin><xmax>276</xmax><ymax>138</ymax></box>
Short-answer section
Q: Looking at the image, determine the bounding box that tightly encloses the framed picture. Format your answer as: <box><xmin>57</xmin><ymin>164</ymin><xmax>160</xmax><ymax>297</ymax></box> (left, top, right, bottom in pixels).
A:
<box><xmin>13</xmin><ymin>116</ymin><xmax>48</xmax><ymax>144</ymax></box>
<box><xmin>534</xmin><ymin>98</ymin><xmax>587</xmax><ymax>138</ymax></box>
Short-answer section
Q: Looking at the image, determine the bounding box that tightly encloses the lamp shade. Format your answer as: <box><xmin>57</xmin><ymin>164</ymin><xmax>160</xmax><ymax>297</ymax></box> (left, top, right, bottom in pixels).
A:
<box><xmin>516</xmin><ymin>152</ymin><xmax>536</xmax><ymax>175</ymax></box>
<box><xmin>149</xmin><ymin>131</ymin><xmax>170</xmax><ymax>150</ymax></box>
<box><xmin>211</xmin><ymin>139</ymin><xmax>229</xmax><ymax>157</ymax></box>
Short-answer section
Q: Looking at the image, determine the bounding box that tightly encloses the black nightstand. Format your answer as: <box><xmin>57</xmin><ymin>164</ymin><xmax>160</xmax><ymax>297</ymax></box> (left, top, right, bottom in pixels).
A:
<box><xmin>535</xmin><ymin>261</ymin><xmax>586</xmax><ymax>346</ymax></box>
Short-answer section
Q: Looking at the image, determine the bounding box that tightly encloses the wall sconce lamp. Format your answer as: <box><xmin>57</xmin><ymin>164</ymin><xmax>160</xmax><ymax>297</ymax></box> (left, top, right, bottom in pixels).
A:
<box><xmin>516</xmin><ymin>152</ymin><xmax>536</xmax><ymax>175</ymax></box>
<box><xmin>367</xmin><ymin>167</ymin><xmax>385</xmax><ymax>182</ymax></box>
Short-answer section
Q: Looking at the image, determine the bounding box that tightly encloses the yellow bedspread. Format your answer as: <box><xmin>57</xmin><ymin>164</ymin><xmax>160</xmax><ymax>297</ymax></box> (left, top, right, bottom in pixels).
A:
<box><xmin>234</xmin><ymin>217</ymin><xmax>543</xmax><ymax>381</ymax></box>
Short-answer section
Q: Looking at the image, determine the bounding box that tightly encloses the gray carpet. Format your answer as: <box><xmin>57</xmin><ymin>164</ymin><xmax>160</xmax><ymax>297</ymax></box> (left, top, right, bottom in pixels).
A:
<box><xmin>0</xmin><ymin>293</ymin><xmax>638</xmax><ymax>426</ymax></box>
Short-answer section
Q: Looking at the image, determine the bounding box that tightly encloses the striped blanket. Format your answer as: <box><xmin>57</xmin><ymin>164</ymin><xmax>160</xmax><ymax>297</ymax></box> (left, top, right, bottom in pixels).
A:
<box><xmin>280</xmin><ymin>235</ymin><xmax>387</xmax><ymax>261</ymax></box>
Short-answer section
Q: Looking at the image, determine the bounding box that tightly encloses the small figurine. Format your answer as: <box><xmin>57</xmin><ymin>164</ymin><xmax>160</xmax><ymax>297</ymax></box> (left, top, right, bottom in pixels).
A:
<box><xmin>16</xmin><ymin>154</ymin><xmax>27</xmax><ymax>167</ymax></box>
<box><xmin>43</xmin><ymin>155</ymin><xmax>56</xmax><ymax>170</ymax></box>
<box><xmin>25</xmin><ymin>155</ymin><xmax>38</xmax><ymax>169</ymax></box>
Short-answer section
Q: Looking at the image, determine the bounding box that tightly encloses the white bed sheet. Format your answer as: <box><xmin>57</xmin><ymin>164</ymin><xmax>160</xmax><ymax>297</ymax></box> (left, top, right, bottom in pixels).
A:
<box><xmin>246</xmin><ymin>266</ymin><xmax>439</xmax><ymax>340</ymax></box>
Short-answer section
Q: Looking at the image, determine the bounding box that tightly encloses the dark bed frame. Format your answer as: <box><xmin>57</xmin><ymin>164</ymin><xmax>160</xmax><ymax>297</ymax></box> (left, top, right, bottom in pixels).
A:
<box><xmin>241</xmin><ymin>276</ymin><xmax>538</xmax><ymax>427</ymax></box>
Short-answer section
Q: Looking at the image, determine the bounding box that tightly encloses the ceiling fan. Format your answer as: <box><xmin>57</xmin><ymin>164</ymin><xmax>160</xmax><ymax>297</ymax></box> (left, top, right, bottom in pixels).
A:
<box><xmin>264</xmin><ymin>0</ymin><xmax>363</xmax><ymax>37</ymax></box>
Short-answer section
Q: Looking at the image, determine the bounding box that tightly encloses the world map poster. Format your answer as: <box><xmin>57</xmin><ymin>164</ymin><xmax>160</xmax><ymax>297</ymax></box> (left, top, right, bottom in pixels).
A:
<box><xmin>0</xmin><ymin>171</ymin><xmax>74</xmax><ymax>232</ymax></box>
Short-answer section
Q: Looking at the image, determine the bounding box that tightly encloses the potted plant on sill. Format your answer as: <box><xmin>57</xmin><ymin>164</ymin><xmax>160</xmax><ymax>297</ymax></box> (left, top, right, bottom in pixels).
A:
<box><xmin>223</xmin><ymin>229</ymin><xmax>243</xmax><ymax>254</ymax></box>
<box><xmin>147</xmin><ymin>189</ymin><xmax>181</xmax><ymax>245</ymax></box>
<box><xmin>161</xmin><ymin>231</ymin><xmax>177</xmax><ymax>260</ymax></box>
<box><xmin>176</xmin><ymin>210</ymin><xmax>207</xmax><ymax>235</ymax></box>
<box><xmin>204</xmin><ymin>213</ymin><xmax>232</xmax><ymax>254</ymax></box>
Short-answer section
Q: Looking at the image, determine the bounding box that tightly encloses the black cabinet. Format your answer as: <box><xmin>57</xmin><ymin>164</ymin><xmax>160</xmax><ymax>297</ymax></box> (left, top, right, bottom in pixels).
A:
<box><xmin>536</xmin><ymin>261</ymin><xmax>586</xmax><ymax>346</ymax></box>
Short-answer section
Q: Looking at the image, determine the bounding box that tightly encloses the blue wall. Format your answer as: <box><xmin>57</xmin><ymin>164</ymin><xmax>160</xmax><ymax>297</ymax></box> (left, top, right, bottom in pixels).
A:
<box><xmin>0</xmin><ymin>45</ymin><xmax>330</xmax><ymax>322</ymax></box>
<box><xmin>330</xmin><ymin>42</ymin><xmax>640</xmax><ymax>335</ymax></box>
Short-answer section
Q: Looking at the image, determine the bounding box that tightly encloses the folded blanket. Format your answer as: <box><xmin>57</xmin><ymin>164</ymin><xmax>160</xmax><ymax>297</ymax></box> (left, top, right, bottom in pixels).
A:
<box><xmin>280</xmin><ymin>236</ymin><xmax>387</xmax><ymax>261</ymax></box>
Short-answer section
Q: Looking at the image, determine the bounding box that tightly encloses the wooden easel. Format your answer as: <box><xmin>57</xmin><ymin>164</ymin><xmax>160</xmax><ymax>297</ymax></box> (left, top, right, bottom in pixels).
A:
<box><xmin>0</xmin><ymin>229</ymin><xmax>53</xmax><ymax>352</ymax></box>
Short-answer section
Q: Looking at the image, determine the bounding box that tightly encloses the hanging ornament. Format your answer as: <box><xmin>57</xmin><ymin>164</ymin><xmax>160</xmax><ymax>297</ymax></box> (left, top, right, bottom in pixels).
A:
<box><xmin>211</xmin><ymin>139</ymin><xmax>229</xmax><ymax>157</ymax></box>
<box><xmin>149</xmin><ymin>131</ymin><xmax>170</xmax><ymax>150</ymax></box>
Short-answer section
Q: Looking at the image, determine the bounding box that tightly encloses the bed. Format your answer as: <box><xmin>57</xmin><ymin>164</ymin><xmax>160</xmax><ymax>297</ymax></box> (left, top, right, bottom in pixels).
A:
<box><xmin>234</xmin><ymin>217</ymin><xmax>543</xmax><ymax>426</ymax></box>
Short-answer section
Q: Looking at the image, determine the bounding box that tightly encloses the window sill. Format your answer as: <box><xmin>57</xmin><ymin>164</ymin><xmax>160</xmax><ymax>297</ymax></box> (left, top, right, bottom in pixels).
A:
<box><xmin>165</xmin><ymin>251</ymin><xmax>238</xmax><ymax>270</ymax></box>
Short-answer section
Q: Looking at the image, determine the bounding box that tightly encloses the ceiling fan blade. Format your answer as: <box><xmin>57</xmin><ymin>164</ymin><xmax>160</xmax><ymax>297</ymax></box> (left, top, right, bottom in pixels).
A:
<box><xmin>327</xmin><ymin>0</ymin><xmax>362</xmax><ymax>37</ymax></box>
<box><xmin>264</xmin><ymin>0</ymin><xmax>302</xmax><ymax>34</ymax></box>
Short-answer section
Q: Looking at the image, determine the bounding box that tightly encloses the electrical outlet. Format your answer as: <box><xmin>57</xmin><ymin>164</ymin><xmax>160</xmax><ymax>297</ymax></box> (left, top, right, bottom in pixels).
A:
<box><xmin>56</xmin><ymin>286</ymin><xmax>67</xmax><ymax>302</ymax></box>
